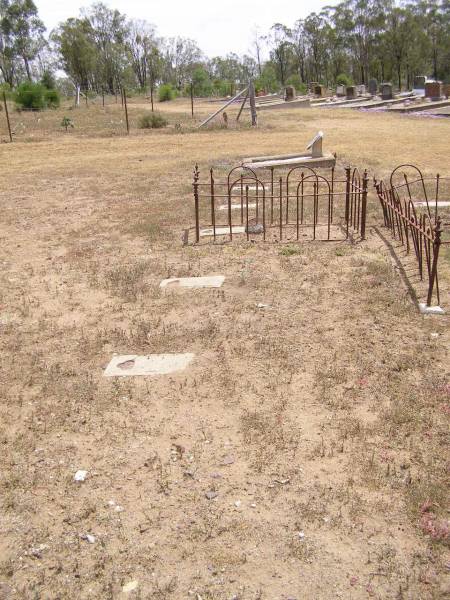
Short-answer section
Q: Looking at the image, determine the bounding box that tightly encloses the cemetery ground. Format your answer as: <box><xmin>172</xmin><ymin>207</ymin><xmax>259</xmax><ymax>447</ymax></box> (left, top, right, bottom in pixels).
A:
<box><xmin>0</xmin><ymin>98</ymin><xmax>449</xmax><ymax>599</ymax></box>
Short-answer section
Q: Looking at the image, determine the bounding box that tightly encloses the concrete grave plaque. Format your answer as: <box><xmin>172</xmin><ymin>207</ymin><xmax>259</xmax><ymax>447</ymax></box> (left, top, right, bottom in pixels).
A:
<box><xmin>346</xmin><ymin>86</ymin><xmax>356</xmax><ymax>99</ymax></box>
<box><xmin>160</xmin><ymin>276</ymin><xmax>225</xmax><ymax>289</ymax></box>
<box><xmin>306</xmin><ymin>131</ymin><xmax>323</xmax><ymax>158</ymax></box>
<box><xmin>104</xmin><ymin>353</ymin><xmax>195</xmax><ymax>377</ymax></box>
<box><xmin>336</xmin><ymin>85</ymin><xmax>346</xmax><ymax>97</ymax></box>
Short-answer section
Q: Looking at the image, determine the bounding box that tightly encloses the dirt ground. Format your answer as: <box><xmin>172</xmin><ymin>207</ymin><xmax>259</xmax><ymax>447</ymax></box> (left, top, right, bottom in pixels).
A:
<box><xmin>0</xmin><ymin>98</ymin><xmax>449</xmax><ymax>599</ymax></box>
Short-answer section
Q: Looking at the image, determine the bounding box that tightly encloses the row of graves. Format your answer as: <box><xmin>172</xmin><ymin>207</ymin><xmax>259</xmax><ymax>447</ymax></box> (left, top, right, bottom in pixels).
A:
<box><xmin>308</xmin><ymin>76</ymin><xmax>450</xmax><ymax>115</ymax></box>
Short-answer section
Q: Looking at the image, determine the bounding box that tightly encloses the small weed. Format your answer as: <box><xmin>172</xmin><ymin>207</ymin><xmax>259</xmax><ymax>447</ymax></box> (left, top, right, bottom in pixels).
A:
<box><xmin>279</xmin><ymin>245</ymin><xmax>303</xmax><ymax>256</ymax></box>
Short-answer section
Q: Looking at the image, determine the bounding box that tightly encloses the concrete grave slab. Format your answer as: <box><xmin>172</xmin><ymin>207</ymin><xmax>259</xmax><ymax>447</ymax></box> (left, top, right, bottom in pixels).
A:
<box><xmin>200</xmin><ymin>226</ymin><xmax>246</xmax><ymax>237</ymax></box>
<box><xmin>104</xmin><ymin>353</ymin><xmax>195</xmax><ymax>377</ymax></box>
<box><xmin>218</xmin><ymin>203</ymin><xmax>257</xmax><ymax>210</ymax></box>
<box><xmin>414</xmin><ymin>201</ymin><xmax>450</xmax><ymax>207</ymax></box>
<box><xmin>419</xmin><ymin>304</ymin><xmax>445</xmax><ymax>315</ymax></box>
<box><xmin>160</xmin><ymin>276</ymin><xmax>225</xmax><ymax>289</ymax></box>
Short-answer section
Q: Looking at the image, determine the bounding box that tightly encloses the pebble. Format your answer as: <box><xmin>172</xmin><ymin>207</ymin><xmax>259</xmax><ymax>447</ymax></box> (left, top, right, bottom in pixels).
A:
<box><xmin>234</xmin><ymin>500</ymin><xmax>241</xmax><ymax>508</ymax></box>
<box><xmin>205</xmin><ymin>491</ymin><xmax>218</xmax><ymax>500</ymax></box>
<box><xmin>222</xmin><ymin>455</ymin><xmax>235</xmax><ymax>465</ymax></box>
<box><xmin>81</xmin><ymin>533</ymin><xmax>96</xmax><ymax>544</ymax></box>
<box><xmin>74</xmin><ymin>470</ymin><xmax>88</xmax><ymax>482</ymax></box>
<box><xmin>122</xmin><ymin>580</ymin><xmax>139</xmax><ymax>593</ymax></box>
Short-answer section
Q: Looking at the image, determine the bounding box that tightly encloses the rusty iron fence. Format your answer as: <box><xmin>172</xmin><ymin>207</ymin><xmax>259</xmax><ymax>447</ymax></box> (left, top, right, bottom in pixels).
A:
<box><xmin>374</xmin><ymin>164</ymin><xmax>450</xmax><ymax>306</ymax></box>
<box><xmin>192</xmin><ymin>164</ymin><xmax>368</xmax><ymax>244</ymax></box>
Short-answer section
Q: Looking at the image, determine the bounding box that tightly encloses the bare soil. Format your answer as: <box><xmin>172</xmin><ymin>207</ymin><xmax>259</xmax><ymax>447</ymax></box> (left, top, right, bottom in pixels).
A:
<box><xmin>0</xmin><ymin>98</ymin><xmax>449</xmax><ymax>599</ymax></box>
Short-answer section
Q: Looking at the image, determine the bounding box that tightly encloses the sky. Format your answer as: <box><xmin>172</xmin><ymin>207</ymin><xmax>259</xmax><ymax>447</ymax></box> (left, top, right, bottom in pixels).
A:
<box><xmin>35</xmin><ymin>0</ymin><xmax>338</xmax><ymax>59</ymax></box>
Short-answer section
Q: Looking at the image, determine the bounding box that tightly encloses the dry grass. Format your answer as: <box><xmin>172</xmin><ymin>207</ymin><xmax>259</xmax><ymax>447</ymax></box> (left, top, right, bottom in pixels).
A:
<box><xmin>0</xmin><ymin>97</ymin><xmax>449</xmax><ymax>599</ymax></box>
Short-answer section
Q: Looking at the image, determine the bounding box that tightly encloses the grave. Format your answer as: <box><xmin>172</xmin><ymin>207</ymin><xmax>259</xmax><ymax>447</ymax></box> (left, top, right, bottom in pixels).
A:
<box><xmin>443</xmin><ymin>84</ymin><xmax>450</xmax><ymax>98</ymax></box>
<box><xmin>346</xmin><ymin>86</ymin><xmax>357</xmax><ymax>99</ymax></box>
<box><xmin>413</xmin><ymin>75</ymin><xmax>426</xmax><ymax>90</ymax></box>
<box><xmin>200</xmin><ymin>226</ymin><xmax>246</xmax><ymax>237</ymax></box>
<box><xmin>160</xmin><ymin>276</ymin><xmax>225</xmax><ymax>289</ymax></box>
<box><xmin>284</xmin><ymin>86</ymin><xmax>296</xmax><ymax>101</ymax></box>
<box><xmin>314</xmin><ymin>84</ymin><xmax>326</xmax><ymax>97</ymax></box>
<box><xmin>380</xmin><ymin>83</ymin><xmax>393</xmax><ymax>100</ymax></box>
<box><xmin>425</xmin><ymin>81</ymin><xmax>443</xmax><ymax>100</ymax></box>
<box><xmin>104</xmin><ymin>353</ymin><xmax>195</xmax><ymax>377</ymax></box>
<box><xmin>336</xmin><ymin>85</ymin><xmax>346</xmax><ymax>97</ymax></box>
<box><xmin>356</xmin><ymin>84</ymin><xmax>366</xmax><ymax>96</ymax></box>
<box><xmin>243</xmin><ymin>131</ymin><xmax>336</xmax><ymax>170</ymax></box>
<box><xmin>368</xmin><ymin>79</ymin><xmax>378</xmax><ymax>95</ymax></box>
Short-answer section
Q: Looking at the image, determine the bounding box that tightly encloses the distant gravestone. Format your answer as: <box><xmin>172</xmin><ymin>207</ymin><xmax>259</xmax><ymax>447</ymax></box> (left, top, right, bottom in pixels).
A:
<box><xmin>346</xmin><ymin>86</ymin><xmax>356</xmax><ymax>99</ymax></box>
<box><xmin>314</xmin><ymin>84</ymin><xmax>325</xmax><ymax>97</ymax></box>
<box><xmin>413</xmin><ymin>76</ymin><xmax>426</xmax><ymax>90</ymax></box>
<box><xmin>368</xmin><ymin>79</ymin><xmax>377</xmax><ymax>95</ymax></box>
<box><xmin>425</xmin><ymin>81</ymin><xmax>443</xmax><ymax>100</ymax></box>
<box><xmin>380</xmin><ymin>83</ymin><xmax>393</xmax><ymax>100</ymax></box>
<box><xmin>309</xmin><ymin>81</ymin><xmax>318</xmax><ymax>93</ymax></box>
<box><xmin>284</xmin><ymin>85</ymin><xmax>296</xmax><ymax>101</ymax></box>
<box><xmin>336</xmin><ymin>85</ymin><xmax>346</xmax><ymax>97</ymax></box>
<box><xmin>356</xmin><ymin>84</ymin><xmax>366</xmax><ymax>96</ymax></box>
<box><xmin>443</xmin><ymin>84</ymin><xmax>450</xmax><ymax>98</ymax></box>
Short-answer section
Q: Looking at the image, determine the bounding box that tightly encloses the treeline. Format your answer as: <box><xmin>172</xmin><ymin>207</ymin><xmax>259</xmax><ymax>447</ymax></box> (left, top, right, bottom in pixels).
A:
<box><xmin>0</xmin><ymin>0</ymin><xmax>449</xmax><ymax>100</ymax></box>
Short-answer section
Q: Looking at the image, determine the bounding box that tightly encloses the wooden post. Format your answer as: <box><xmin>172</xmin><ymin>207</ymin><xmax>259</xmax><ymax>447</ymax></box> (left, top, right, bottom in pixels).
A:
<box><xmin>123</xmin><ymin>88</ymin><xmax>129</xmax><ymax>134</ymax></box>
<box><xmin>121</xmin><ymin>87</ymin><xmax>124</xmax><ymax>107</ymax></box>
<box><xmin>249</xmin><ymin>80</ymin><xmax>257</xmax><ymax>127</ymax></box>
<box><xmin>236</xmin><ymin>89</ymin><xmax>249</xmax><ymax>122</ymax></box>
<box><xmin>150</xmin><ymin>81</ymin><xmax>154</xmax><ymax>112</ymax></box>
<box><xmin>3</xmin><ymin>91</ymin><xmax>12</xmax><ymax>142</ymax></box>
<box><xmin>102</xmin><ymin>89</ymin><xmax>105</xmax><ymax>107</ymax></box>
<box><xmin>198</xmin><ymin>87</ymin><xmax>248</xmax><ymax>128</ymax></box>
<box><xmin>190</xmin><ymin>81</ymin><xmax>194</xmax><ymax>117</ymax></box>
<box><xmin>85</xmin><ymin>90</ymin><xmax>88</xmax><ymax>107</ymax></box>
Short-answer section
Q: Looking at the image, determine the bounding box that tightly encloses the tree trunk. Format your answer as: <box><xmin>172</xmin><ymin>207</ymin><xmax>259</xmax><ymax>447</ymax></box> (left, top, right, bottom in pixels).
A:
<box><xmin>23</xmin><ymin>56</ymin><xmax>31</xmax><ymax>80</ymax></box>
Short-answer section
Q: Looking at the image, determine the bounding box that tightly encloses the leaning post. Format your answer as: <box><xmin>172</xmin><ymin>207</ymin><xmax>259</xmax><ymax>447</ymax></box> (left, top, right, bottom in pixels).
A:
<box><xmin>193</xmin><ymin>164</ymin><xmax>200</xmax><ymax>243</ymax></box>
<box><xmin>249</xmin><ymin>79</ymin><xmax>257</xmax><ymax>127</ymax></box>
<box><xmin>361</xmin><ymin>169</ymin><xmax>369</xmax><ymax>240</ymax></box>
<box><xmin>190</xmin><ymin>82</ymin><xmax>194</xmax><ymax>117</ymax></box>
<box><xmin>3</xmin><ymin>91</ymin><xmax>12</xmax><ymax>142</ymax></box>
<box><xmin>123</xmin><ymin>88</ymin><xmax>129</xmax><ymax>134</ymax></box>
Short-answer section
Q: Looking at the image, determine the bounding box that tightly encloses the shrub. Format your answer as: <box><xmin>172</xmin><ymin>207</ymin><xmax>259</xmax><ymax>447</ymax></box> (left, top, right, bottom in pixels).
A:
<box><xmin>336</xmin><ymin>73</ymin><xmax>352</xmax><ymax>86</ymax></box>
<box><xmin>158</xmin><ymin>84</ymin><xmax>175</xmax><ymax>102</ymax></box>
<box><xmin>15</xmin><ymin>82</ymin><xmax>46</xmax><ymax>110</ymax></box>
<box><xmin>41</xmin><ymin>70</ymin><xmax>56</xmax><ymax>89</ymax></box>
<box><xmin>61</xmin><ymin>116</ymin><xmax>74</xmax><ymax>131</ymax></box>
<box><xmin>138</xmin><ymin>112</ymin><xmax>168</xmax><ymax>129</ymax></box>
<box><xmin>44</xmin><ymin>88</ymin><xmax>60</xmax><ymax>108</ymax></box>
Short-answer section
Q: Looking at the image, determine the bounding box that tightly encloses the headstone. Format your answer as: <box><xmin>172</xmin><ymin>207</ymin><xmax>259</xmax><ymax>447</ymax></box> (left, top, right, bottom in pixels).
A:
<box><xmin>368</xmin><ymin>79</ymin><xmax>378</xmax><ymax>95</ymax></box>
<box><xmin>380</xmin><ymin>83</ymin><xmax>393</xmax><ymax>100</ymax></box>
<box><xmin>200</xmin><ymin>226</ymin><xmax>245</xmax><ymax>237</ymax></box>
<box><xmin>425</xmin><ymin>81</ymin><xmax>443</xmax><ymax>100</ymax></box>
<box><xmin>306</xmin><ymin>131</ymin><xmax>323</xmax><ymax>158</ymax></box>
<box><xmin>443</xmin><ymin>84</ymin><xmax>450</xmax><ymax>99</ymax></box>
<box><xmin>413</xmin><ymin>76</ymin><xmax>426</xmax><ymax>90</ymax></box>
<box><xmin>346</xmin><ymin>86</ymin><xmax>356</xmax><ymax>99</ymax></box>
<box><xmin>336</xmin><ymin>85</ymin><xmax>346</xmax><ymax>97</ymax></box>
<box><xmin>309</xmin><ymin>82</ymin><xmax>318</xmax><ymax>93</ymax></box>
<box><xmin>356</xmin><ymin>84</ymin><xmax>366</xmax><ymax>96</ymax></box>
<box><xmin>284</xmin><ymin>86</ymin><xmax>296</xmax><ymax>101</ymax></box>
<box><xmin>314</xmin><ymin>84</ymin><xmax>325</xmax><ymax>97</ymax></box>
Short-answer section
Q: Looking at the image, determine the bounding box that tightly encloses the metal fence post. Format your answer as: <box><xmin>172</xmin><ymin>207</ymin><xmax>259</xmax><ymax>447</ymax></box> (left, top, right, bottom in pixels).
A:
<box><xmin>361</xmin><ymin>169</ymin><xmax>368</xmax><ymax>239</ymax></box>
<box><xmin>193</xmin><ymin>164</ymin><xmax>200</xmax><ymax>243</ymax></box>
<box><xmin>427</xmin><ymin>216</ymin><xmax>442</xmax><ymax>306</ymax></box>
<box><xmin>345</xmin><ymin>165</ymin><xmax>351</xmax><ymax>237</ymax></box>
